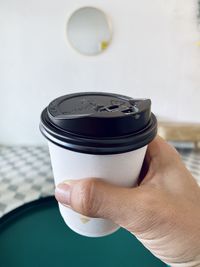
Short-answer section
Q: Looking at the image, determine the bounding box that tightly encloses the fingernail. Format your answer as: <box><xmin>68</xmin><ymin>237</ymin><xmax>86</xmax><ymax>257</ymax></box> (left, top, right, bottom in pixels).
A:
<box><xmin>55</xmin><ymin>182</ymin><xmax>71</xmax><ymax>206</ymax></box>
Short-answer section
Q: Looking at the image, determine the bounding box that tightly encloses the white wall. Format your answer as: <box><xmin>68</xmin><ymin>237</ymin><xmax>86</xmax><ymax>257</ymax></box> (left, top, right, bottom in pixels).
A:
<box><xmin>0</xmin><ymin>0</ymin><xmax>200</xmax><ymax>145</ymax></box>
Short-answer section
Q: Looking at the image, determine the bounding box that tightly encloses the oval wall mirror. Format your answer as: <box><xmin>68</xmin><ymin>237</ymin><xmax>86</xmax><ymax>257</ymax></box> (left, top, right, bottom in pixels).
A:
<box><xmin>67</xmin><ymin>7</ymin><xmax>112</xmax><ymax>55</ymax></box>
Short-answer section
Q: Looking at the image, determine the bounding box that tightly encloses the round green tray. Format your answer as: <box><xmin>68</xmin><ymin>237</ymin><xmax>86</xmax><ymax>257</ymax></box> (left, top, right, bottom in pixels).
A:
<box><xmin>0</xmin><ymin>197</ymin><xmax>166</xmax><ymax>267</ymax></box>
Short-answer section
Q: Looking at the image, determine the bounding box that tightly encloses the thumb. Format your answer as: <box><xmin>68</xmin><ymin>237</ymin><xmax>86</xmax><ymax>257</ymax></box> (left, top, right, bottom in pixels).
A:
<box><xmin>55</xmin><ymin>178</ymin><xmax>145</xmax><ymax>227</ymax></box>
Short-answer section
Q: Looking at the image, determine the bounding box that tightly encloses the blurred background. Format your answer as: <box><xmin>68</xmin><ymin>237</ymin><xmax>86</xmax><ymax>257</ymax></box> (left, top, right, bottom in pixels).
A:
<box><xmin>0</xmin><ymin>0</ymin><xmax>200</xmax><ymax>145</ymax></box>
<box><xmin>0</xmin><ymin>0</ymin><xmax>200</xmax><ymax>216</ymax></box>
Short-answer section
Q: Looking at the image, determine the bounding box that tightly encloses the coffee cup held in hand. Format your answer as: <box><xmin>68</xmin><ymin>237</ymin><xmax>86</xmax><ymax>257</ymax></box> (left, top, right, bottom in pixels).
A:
<box><xmin>40</xmin><ymin>92</ymin><xmax>157</xmax><ymax>237</ymax></box>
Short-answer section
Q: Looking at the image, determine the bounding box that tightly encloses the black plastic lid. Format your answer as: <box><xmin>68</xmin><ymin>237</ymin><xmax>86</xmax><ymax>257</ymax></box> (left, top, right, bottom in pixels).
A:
<box><xmin>40</xmin><ymin>92</ymin><xmax>157</xmax><ymax>154</ymax></box>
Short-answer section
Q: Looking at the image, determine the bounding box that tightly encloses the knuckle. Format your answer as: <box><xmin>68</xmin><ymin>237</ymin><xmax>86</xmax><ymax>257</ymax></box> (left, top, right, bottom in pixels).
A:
<box><xmin>75</xmin><ymin>179</ymin><xmax>99</xmax><ymax>217</ymax></box>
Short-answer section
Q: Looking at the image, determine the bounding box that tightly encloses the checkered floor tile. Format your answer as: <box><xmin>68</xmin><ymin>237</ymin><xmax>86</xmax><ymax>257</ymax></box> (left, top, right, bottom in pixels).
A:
<box><xmin>0</xmin><ymin>146</ymin><xmax>54</xmax><ymax>217</ymax></box>
<box><xmin>0</xmin><ymin>145</ymin><xmax>200</xmax><ymax>218</ymax></box>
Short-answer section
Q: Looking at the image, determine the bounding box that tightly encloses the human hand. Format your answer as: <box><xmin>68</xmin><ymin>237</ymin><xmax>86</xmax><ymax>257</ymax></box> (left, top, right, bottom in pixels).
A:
<box><xmin>55</xmin><ymin>136</ymin><xmax>200</xmax><ymax>267</ymax></box>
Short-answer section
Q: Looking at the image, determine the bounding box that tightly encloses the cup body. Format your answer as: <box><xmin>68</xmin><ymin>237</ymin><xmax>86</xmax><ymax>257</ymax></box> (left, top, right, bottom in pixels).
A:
<box><xmin>40</xmin><ymin>92</ymin><xmax>157</xmax><ymax>237</ymax></box>
<box><xmin>48</xmin><ymin>141</ymin><xmax>147</xmax><ymax>237</ymax></box>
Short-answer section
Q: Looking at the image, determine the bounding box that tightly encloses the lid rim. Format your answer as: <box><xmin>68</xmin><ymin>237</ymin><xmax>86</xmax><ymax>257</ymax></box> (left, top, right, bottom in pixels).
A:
<box><xmin>41</xmin><ymin>108</ymin><xmax>154</xmax><ymax>140</ymax></box>
<box><xmin>40</xmin><ymin>113</ymin><xmax>157</xmax><ymax>155</ymax></box>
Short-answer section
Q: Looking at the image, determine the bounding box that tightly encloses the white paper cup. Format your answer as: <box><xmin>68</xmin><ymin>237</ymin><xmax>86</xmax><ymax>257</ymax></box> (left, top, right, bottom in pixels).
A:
<box><xmin>48</xmin><ymin>141</ymin><xmax>147</xmax><ymax>237</ymax></box>
<box><xmin>40</xmin><ymin>92</ymin><xmax>157</xmax><ymax>237</ymax></box>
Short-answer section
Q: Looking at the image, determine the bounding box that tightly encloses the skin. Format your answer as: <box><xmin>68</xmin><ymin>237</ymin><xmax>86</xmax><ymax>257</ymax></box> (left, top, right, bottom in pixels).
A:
<box><xmin>55</xmin><ymin>136</ymin><xmax>200</xmax><ymax>267</ymax></box>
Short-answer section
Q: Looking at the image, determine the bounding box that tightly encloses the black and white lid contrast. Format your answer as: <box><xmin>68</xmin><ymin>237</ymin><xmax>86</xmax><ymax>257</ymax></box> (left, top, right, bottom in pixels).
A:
<box><xmin>40</xmin><ymin>92</ymin><xmax>157</xmax><ymax>154</ymax></box>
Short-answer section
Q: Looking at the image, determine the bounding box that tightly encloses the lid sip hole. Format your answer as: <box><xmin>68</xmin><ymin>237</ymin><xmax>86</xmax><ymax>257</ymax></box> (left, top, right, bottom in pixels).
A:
<box><xmin>107</xmin><ymin>105</ymin><xmax>119</xmax><ymax>110</ymax></box>
<box><xmin>98</xmin><ymin>105</ymin><xmax>136</xmax><ymax>114</ymax></box>
<box><xmin>122</xmin><ymin>108</ymin><xmax>135</xmax><ymax>114</ymax></box>
<box><xmin>99</xmin><ymin>105</ymin><xmax>119</xmax><ymax>112</ymax></box>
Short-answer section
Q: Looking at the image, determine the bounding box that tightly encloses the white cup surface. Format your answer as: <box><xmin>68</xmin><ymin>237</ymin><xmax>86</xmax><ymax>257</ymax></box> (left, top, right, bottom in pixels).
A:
<box><xmin>49</xmin><ymin>141</ymin><xmax>147</xmax><ymax>237</ymax></box>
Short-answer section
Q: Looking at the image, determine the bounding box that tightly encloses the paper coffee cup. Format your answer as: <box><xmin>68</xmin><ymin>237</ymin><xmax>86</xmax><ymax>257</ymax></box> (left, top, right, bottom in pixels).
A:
<box><xmin>40</xmin><ymin>92</ymin><xmax>157</xmax><ymax>237</ymax></box>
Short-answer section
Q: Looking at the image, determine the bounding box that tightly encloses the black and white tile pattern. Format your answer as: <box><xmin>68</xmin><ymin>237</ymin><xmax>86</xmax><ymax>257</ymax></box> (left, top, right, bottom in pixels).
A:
<box><xmin>0</xmin><ymin>146</ymin><xmax>54</xmax><ymax>217</ymax></box>
<box><xmin>0</xmin><ymin>145</ymin><xmax>200</xmax><ymax>218</ymax></box>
